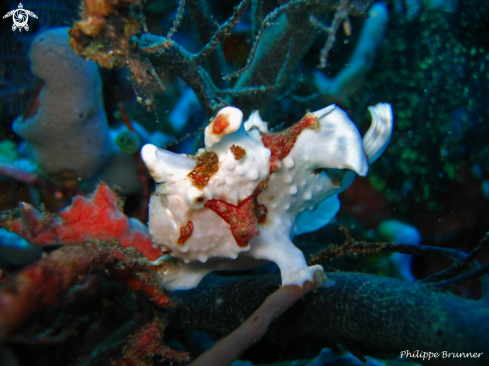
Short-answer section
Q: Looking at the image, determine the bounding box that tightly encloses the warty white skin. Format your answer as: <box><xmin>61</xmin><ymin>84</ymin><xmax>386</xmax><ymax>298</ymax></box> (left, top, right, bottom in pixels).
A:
<box><xmin>141</xmin><ymin>104</ymin><xmax>393</xmax><ymax>290</ymax></box>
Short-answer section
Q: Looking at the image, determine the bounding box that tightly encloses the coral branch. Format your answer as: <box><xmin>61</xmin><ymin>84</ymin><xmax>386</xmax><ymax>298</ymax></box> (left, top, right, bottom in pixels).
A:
<box><xmin>189</xmin><ymin>271</ymin><xmax>326</xmax><ymax>366</ymax></box>
<box><xmin>222</xmin><ymin>0</ymin><xmax>292</xmax><ymax>80</ymax></box>
<box><xmin>309</xmin><ymin>0</ymin><xmax>351</xmax><ymax>69</ymax></box>
<box><xmin>187</xmin><ymin>0</ymin><xmax>229</xmax><ymax>88</ymax></box>
<box><xmin>250</xmin><ymin>0</ymin><xmax>264</xmax><ymax>37</ymax></box>
<box><xmin>308</xmin><ymin>240</ymin><xmax>471</xmax><ymax>264</ymax></box>
<box><xmin>310</xmin><ymin>2</ymin><xmax>389</xmax><ymax>105</ymax></box>
<box><xmin>166</xmin><ymin>0</ymin><xmax>186</xmax><ymax>41</ymax></box>
<box><xmin>231</xmin><ymin>0</ymin><xmax>373</xmax><ymax>111</ymax></box>
<box><xmin>307</xmin><ymin>238</ymin><xmax>489</xmax><ymax>294</ymax></box>
<box><xmin>194</xmin><ymin>0</ymin><xmax>251</xmax><ymax>65</ymax></box>
<box><xmin>69</xmin><ymin>0</ymin><xmax>373</xmax><ymax>115</ymax></box>
<box><xmin>217</xmin><ymin>41</ymin><xmax>291</xmax><ymax>96</ymax></box>
<box><xmin>170</xmin><ymin>272</ymin><xmax>489</xmax><ymax>366</ymax></box>
<box><xmin>223</xmin><ymin>1</ymin><xmax>294</xmax><ymax>80</ymax></box>
<box><xmin>423</xmin><ymin>262</ymin><xmax>489</xmax><ymax>292</ymax></box>
<box><xmin>140</xmin><ymin>37</ymin><xmax>226</xmax><ymax>115</ymax></box>
<box><xmin>421</xmin><ymin>232</ymin><xmax>489</xmax><ymax>284</ymax></box>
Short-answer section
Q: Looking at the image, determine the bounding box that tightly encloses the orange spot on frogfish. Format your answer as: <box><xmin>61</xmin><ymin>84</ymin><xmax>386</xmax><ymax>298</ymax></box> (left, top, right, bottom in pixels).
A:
<box><xmin>212</xmin><ymin>114</ymin><xmax>230</xmax><ymax>135</ymax></box>
<box><xmin>178</xmin><ymin>221</ymin><xmax>194</xmax><ymax>245</ymax></box>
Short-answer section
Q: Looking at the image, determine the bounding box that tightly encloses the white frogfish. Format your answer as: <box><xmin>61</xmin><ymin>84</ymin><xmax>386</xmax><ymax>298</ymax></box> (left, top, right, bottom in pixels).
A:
<box><xmin>141</xmin><ymin>104</ymin><xmax>393</xmax><ymax>290</ymax></box>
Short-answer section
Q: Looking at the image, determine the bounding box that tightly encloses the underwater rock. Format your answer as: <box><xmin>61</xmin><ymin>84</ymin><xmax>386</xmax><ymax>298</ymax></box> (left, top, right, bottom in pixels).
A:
<box><xmin>142</xmin><ymin>104</ymin><xmax>393</xmax><ymax>290</ymax></box>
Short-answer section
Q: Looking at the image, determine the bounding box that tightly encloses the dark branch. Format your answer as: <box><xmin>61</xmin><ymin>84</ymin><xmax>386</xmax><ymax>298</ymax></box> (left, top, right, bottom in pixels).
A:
<box><xmin>69</xmin><ymin>0</ymin><xmax>373</xmax><ymax>116</ymax></box>
<box><xmin>169</xmin><ymin>272</ymin><xmax>489</xmax><ymax>366</ymax></box>
<box><xmin>189</xmin><ymin>271</ymin><xmax>325</xmax><ymax>366</ymax></box>
<box><xmin>140</xmin><ymin>36</ymin><xmax>227</xmax><ymax>116</ymax></box>
<box><xmin>217</xmin><ymin>39</ymin><xmax>291</xmax><ymax>95</ymax></box>
<box><xmin>421</xmin><ymin>232</ymin><xmax>489</xmax><ymax>284</ymax></box>
<box><xmin>308</xmin><ymin>239</ymin><xmax>489</xmax><ymax>296</ymax></box>
<box><xmin>309</xmin><ymin>241</ymin><xmax>476</xmax><ymax>264</ymax></box>
<box><xmin>231</xmin><ymin>0</ymin><xmax>373</xmax><ymax>111</ymax></box>
<box><xmin>194</xmin><ymin>0</ymin><xmax>251</xmax><ymax>65</ymax></box>
<box><xmin>166</xmin><ymin>0</ymin><xmax>186</xmax><ymax>41</ymax></box>
<box><xmin>222</xmin><ymin>0</ymin><xmax>292</xmax><ymax>80</ymax></box>
<box><xmin>250</xmin><ymin>0</ymin><xmax>264</xmax><ymax>37</ymax></box>
<box><xmin>187</xmin><ymin>0</ymin><xmax>229</xmax><ymax>88</ymax></box>
<box><xmin>424</xmin><ymin>261</ymin><xmax>489</xmax><ymax>292</ymax></box>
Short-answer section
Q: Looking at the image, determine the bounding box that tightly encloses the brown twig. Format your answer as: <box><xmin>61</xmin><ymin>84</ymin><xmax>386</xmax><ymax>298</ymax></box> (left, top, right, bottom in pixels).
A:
<box><xmin>308</xmin><ymin>241</ymin><xmax>471</xmax><ymax>265</ymax></box>
<box><xmin>187</xmin><ymin>0</ymin><xmax>229</xmax><ymax>88</ymax></box>
<box><xmin>338</xmin><ymin>225</ymin><xmax>354</xmax><ymax>244</ymax></box>
<box><xmin>117</xmin><ymin>102</ymin><xmax>136</xmax><ymax>132</ymax></box>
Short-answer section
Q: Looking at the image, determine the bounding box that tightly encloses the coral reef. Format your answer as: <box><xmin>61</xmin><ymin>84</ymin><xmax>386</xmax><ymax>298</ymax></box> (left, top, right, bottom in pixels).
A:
<box><xmin>0</xmin><ymin>0</ymin><xmax>489</xmax><ymax>365</ymax></box>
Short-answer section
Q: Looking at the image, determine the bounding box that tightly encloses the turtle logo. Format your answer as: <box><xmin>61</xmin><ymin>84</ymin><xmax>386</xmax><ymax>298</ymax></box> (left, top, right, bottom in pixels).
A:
<box><xmin>3</xmin><ymin>3</ymin><xmax>38</xmax><ymax>32</ymax></box>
